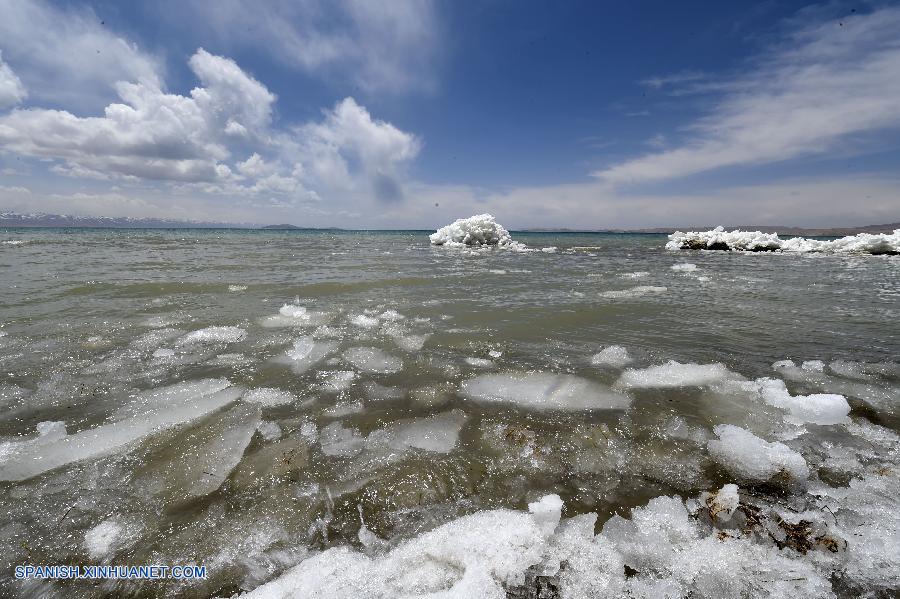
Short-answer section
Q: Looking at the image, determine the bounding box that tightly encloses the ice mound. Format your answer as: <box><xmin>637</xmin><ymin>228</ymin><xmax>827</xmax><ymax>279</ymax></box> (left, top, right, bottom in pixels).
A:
<box><xmin>598</xmin><ymin>285</ymin><xmax>667</xmax><ymax>299</ymax></box>
<box><xmin>707</xmin><ymin>424</ymin><xmax>809</xmax><ymax>485</ymax></box>
<box><xmin>590</xmin><ymin>345</ymin><xmax>633</xmax><ymax>368</ymax></box>
<box><xmin>0</xmin><ymin>380</ymin><xmax>243</xmax><ymax>481</ymax></box>
<box><xmin>280</xmin><ymin>336</ymin><xmax>338</xmax><ymax>373</ymax></box>
<box><xmin>343</xmin><ymin>347</ymin><xmax>403</xmax><ymax>374</ymax></box>
<box><xmin>616</xmin><ymin>361</ymin><xmax>742</xmax><ymax>389</ymax></box>
<box><xmin>460</xmin><ymin>372</ymin><xmax>630</xmax><ymax>411</ymax></box>
<box><xmin>240</xmin><ymin>494</ymin><xmax>564</xmax><ymax>598</ymax></box>
<box><xmin>668</xmin><ymin>226</ymin><xmax>900</xmax><ymax>254</ymax></box>
<box><xmin>243</xmin><ymin>387</ymin><xmax>298</xmax><ymax>407</ymax></box>
<box><xmin>178</xmin><ymin>326</ymin><xmax>247</xmax><ymax>346</ymax></box>
<box><xmin>429</xmin><ymin>214</ymin><xmax>527</xmax><ymax>250</ymax></box>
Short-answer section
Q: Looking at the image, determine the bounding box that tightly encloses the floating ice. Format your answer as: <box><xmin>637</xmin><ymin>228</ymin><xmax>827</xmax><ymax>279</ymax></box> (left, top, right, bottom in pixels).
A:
<box><xmin>349</xmin><ymin>314</ymin><xmax>380</xmax><ymax>329</ymax></box>
<box><xmin>228</xmin><ymin>284</ymin><xmax>248</xmax><ymax>292</ymax></box>
<box><xmin>461</xmin><ymin>372</ymin><xmax>630</xmax><ymax>411</ymax></box>
<box><xmin>616</xmin><ymin>361</ymin><xmax>742</xmax><ymax>389</ymax></box>
<box><xmin>590</xmin><ymin>345</ymin><xmax>633</xmax><ymax>368</ymax></box>
<box><xmin>319</xmin><ymin>422</ymin><xmax>365</xmax><ymax>457</ymax></box>
<box><xmin>152</xmin><ymin>348</ymin><xmax>175</xmax><ymax>359</ymax></box>
<box><xmin>257</xmin><ymin>421</ymin><xmax>282</xmax><ymax>441</ymax></box>
<box><xmin>0</xmin><ymin>380</ymin><xmax>243</xmax><ymax>481</ymax></box>
<box><xmin>279</xmin><ymin>337</ymin><xmax>338</xmax><ymax>373</ymax></box>
<box><xmin>747</xmin><ymin>377</ymin><xmax>850</xmax><ymax>425</ymax></box>
<box><xmin>178</xmin><ymin>326</ymin><xmax>247</xmax><ymax>346</ymax></box>
<box><xmin>243</xmin><ymin>387</ymin><xmax>298</xmax><ymax>407</ymax></box>
<box><xmin>392</xmin><ymin>334</ymin><xmax>429</xmax><ymax>352</ymax></box>
<box><xmin>261</xmin><ymin>304</ymin><xmax>330</xmax><ymax>328</ymax></box>
<box><xmin>380</xmin><ymin>310</ymin><xmax>405</xmax><ymax>321</ymax></box>
<box><xmin>700</xmin><ymin>483</ymin><xmax>740</xmax><ymax>523</ymax></box>
<box><xmin>599</xmin><ymin>285</ymin><xmax>667</xmax><ymax>299</ymax></box>
<box><xmin>668</xmin><ymin>226</ymin><xmax>900</xmax><ymax>254</ymax></box>
<box><xmin>363</xmin><ymin>382</ymin><xmax>406</xmax><ymax>401</ymax></box>
<box><xmin>343</xmin><ymin>347</ymin><xmax>403</xmax><ymax>374</ymax></box>
<box><xmin>84</xmin><ymin>519</ymin><xmax>124</xmax><ymax>560</ymax></box>
<box><xmin>707</xmin><ymin>424</ymin><xmax>809</xmax><ymax>485</ymax></box>
<box><xmin>671</xmin><ymin>263</ymin><xmax>698</xmax><ymax>272</ymax></box>
<box><xmin>429</xmin><ymin>214</ymin><xmax>527</xmax><ymax>250</ymax></box>
<box><xmin>620</xmin><ymin>271</ymin><xmax>649</xmax><ymax>278</ymax></box>
<box><xmin>465</xmin><ymin>357</ymin><xmax>494</xmax><ymax>368</ymax></box>
<box><xmin>365</xmin><ymin>410</ymin><xmax>468</xmax><ymax>455</ymax></box>
<box><xmin>320</xmin><ymin>370</ymin><xmax>356</xmax><ymax>392</ymax></box>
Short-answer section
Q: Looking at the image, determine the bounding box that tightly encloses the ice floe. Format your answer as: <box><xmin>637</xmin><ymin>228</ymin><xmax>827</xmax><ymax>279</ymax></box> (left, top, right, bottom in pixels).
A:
<box><xmin>278</xmin><ymin>337</ymin><xmax>338</xmax><ymax>373</ymax></box>
<box><xmin>668</xmin><ymin>226</ymin><xmax>900</xmax><ymax>254</ymax></box>
<box><xmin>343</xmin><ymin>347</ymin><xmax>403</xmax><ymax>374</ymax></box>
<box><xmin>616</xmin><ymin>361</ymin><xmax>742</xmax><ymax>389</ymax></box>
<box><xmin>590</xmin><ymin>345</ymin><xmax>633</xmax><ymax>368</ymax></box>
<box><xmin>178</xmin><ymin>326</ymin><xmax>247</xmax><ymax>346</ymax></box>
<box><xmin>708</xmin><ymin>424</ymin><xmax>809</xmax><ymax>485</ymax></box>
<box><xmin>261</xmin><ymin>304</ymin><xmax>330</xmax><ymax>328</ymax></box>
<box><xmin>461</xmin><ymin>372</ymin><xmax>630</xmax><ymax>411</ymax></box>
<box><xmin>598</xmin><ymin>285</ymin><xmax>667</xmax><ymax>299</ymax></box>
<box><xmin>243</xmin><ymin>387</ymin><xmax>299</xmax><ymax>407</ymax></box>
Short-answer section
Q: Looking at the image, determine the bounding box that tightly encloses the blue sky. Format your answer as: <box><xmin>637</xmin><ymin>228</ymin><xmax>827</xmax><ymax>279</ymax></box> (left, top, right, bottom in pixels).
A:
<box><xmin>0</xmin><ymin>0</ymin><xmax>898</xmax><ymax>228</ymax></box>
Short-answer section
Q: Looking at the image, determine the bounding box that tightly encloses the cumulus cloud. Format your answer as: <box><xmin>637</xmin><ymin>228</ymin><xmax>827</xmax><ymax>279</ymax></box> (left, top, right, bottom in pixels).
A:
<box><xmin>0</xmin><ymin>52</ymin><xmax>27</xmax><ymax>109</ymax></box>
<box><xmin>0</xmin><ymin>49</ymin><xmax>276</xmax><ymax>183</ymax></box>
<box><xmin>0</xmin><ymin>0</ymin><xmax>161</xmax><ymax>110</ymax></box>
<box><xmin>596</xmin><ymin>6</ymin><xmax>900</xmax><ymax>184</ymax></box>
<box><xmin>158</xmin><ymin>0</ymin><xmax>439</xmax><ymax>93</ymax></box>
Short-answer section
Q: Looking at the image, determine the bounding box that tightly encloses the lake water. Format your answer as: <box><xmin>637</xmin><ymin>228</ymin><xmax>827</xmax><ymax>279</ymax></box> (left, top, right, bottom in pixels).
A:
<box><xmin>0</xmin><ymin>228</ymin><xmax>898</xmax><ymax>597</ymax></box>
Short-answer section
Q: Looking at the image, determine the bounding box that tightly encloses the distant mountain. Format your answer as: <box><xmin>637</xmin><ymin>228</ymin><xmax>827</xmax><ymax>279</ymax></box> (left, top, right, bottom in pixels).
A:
<box><xmin>261</xmin><ymin>223</ymin><xmax>302</xmax><ymax>230</ymax></box>
<box><xmin>522</xmin><ymin>223</ymin><xmax>900</xmax><ymax>236</ymax></box>
<box><xmin>0</xmin><ymin>212</ymin><xmax>249</xmax><ymax>229</ymax></box>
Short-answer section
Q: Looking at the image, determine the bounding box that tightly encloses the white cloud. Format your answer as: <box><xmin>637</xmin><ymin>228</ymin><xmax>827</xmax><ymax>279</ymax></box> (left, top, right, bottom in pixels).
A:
<box><xmin>0</xmin><ymin>0</ymin><xmax>161</xmax><ymax>111</ymax></box>
<box><xmin>0</xmin><ymin>52</ymin><xmax>27</xmax><ymax>109</ymax></box>
<box><xmin>596</xmin><ymin>6</ymin><xmax>900</xmax><ymax>184</ymax></box>
<box><xmin>0</xmin><ymin>49</ymin><xmax>275</xmax><ymax>183</ymax></box>
<box><xmin>164</xmin><ymin>0</ymin><xmax>439</xmax><ymax>93</ymax></box>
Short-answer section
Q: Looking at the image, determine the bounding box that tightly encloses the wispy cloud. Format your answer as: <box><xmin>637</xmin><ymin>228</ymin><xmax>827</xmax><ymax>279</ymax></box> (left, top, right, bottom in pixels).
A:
<box><xmin>596</xmin><ymin>6</ymin><xmax>900</xmax><ymax>184</ymax></box>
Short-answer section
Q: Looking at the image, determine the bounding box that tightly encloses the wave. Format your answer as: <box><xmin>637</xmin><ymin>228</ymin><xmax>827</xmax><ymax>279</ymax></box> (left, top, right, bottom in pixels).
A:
<box><xmin>667</xmin><ymin>226</ymin><xmax>900</xmax><ymax>254</ymax></box>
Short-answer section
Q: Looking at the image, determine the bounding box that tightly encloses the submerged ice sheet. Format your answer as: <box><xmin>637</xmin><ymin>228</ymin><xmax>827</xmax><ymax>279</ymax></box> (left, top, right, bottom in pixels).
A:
<box><xmin>668</xmin><ymin>226</ymin><xmax>900</xmax><ymax>254</ymax></box>
<box><xmin>461</xmin><ymin>372</ymin><xmax>630</xmax><ymax>411</ymax></box>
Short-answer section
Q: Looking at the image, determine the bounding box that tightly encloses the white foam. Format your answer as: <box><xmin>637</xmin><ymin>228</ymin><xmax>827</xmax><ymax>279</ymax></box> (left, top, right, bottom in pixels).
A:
<box><xmin>343</xmin><ymin>347</ymin><xmax>403</xmax><ymax>374</ymax></box>
<box><xmin>461</xmin><ymin>372</ymin><xmax>630</xmax><ymax>411</ymax></box>
<box><xmin>616</xmin><ymin>361</ymin><xmax>741</xmax><ymax>389</ymax></box>
<box><xmin>708</xmin><ymin>424</ymin><xmax>809</xmax><ymax>484</ymax></box>
<box><xmin>178</xmin><ymin>326</ymin><xmax>247</xmax><ymax>346</ymax></box>
<box><xmin>380</xmin><ymin>310</ymin><xmax>405</xmax><ymax>321</ymax></box>
<box><xmin>243</xmin><ymin>387</ymin><xmax>298</xmax><ymax>407</ymax></box>
<box><xmin>429</xmin><ymin>214</ymin><xmax>528</xmax><ymax>250</ymax></box>
<box><xmin>590</xmin><ymin>346</ymin><xmax>633</xmax><ymax>368</ymax></box>
<box><xmin>84</xmin><ymin>519</ymin><xmax>123</xmax><ymax>560</ymax></box>
<box><xmin>668</xmin><ymin>226</ymin><xmax>900</xmax><ymax>254</ymax></box>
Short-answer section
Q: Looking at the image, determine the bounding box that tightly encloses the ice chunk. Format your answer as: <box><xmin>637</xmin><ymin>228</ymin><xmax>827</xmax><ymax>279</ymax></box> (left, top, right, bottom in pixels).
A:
<box><xmin>528</xmin><ymin>494</ymin><xmax>563</xmax><ymax>536</ymax></box>
<box><xmin>701</xmin><ymin>483</ymin><xmax>740</xmax><ymax>523</ymax></box>
<box><xmin>670</xmin><ymin>263</ymin><xmax>698</xmax><ymax>272</ymax></box>
<box><xmin>751</xmin><ymin>377</ymin><xmax>850</xmax><ymax>425</ymax></box>
<box><xmin>465</xmin><ymin>357</ymin><xmax>494</xmax><ymax>368</ymax></box>
<box><xmin>243</xmin><ymin>387</ymin><xmax>298</xmax><ymax>406</ymax></box>
<box><xmin>380</xmin><ymin>310</ymin><xmax>405</xmax><ymax>321</ymax></box>
<box><xmin>668</xmin><ymin>226</ymin><xmax>900</xmax><ymax>254</ymax></box>
<box><xmin>349</xmin><ymin>314</ymin><xmax>379</xmax><ymax>329</ymax></box>
<box><xmin>392</xmin><ymin>334</ymin><xmax>429</xmax><ymax>352</ymax></box>
<box><xmin>620</xmin><ymin>271</ymin><xmax>649</xmax><ymax>278</ymax></box>
<box><xmin>228</xmin><ymin>284</ymin><xmax>247</xmax><ymax>292</ymax></box>
<box><xmin>365</xmin><ymin>410</ymin><xmax>468</xmax><ymax>454</ymax></box>
<box><xmin>429</xmin><ymin>214</ymin><xmax>528</xmax><ymax>250</ymax></box>
<box><xmin>261</xmin><ymin>304</ymin><xmax>330</xmax><ymax>328</ymax></box>
<box><xmin>616</xmin><ymin>361</ymin><xmax>742</xmax><ymax>389</ymax></box>
<box><xmin>319</xmin><ymin>422</ymin><xmax>365</xmax><ymax>457</ymax></box>
<box><xmin>363</xmin><ymin>382</ymin><xmax>406</xmax><ymax>401</ymax></box>
<box><xmin>178</xmin><ymin>326</ymin><xmax>247</xmax><ymax>346</ymax></box>
<box><xmin>599</xmin><ymin>285</ymin><xmax>667</xmax><ymax>299</ymax></box>
<box><xmin>152</xmin><ymin>348</ymin><xmax>175</xmax><ymax>359</ymax></box>
<box><xmin>0</xmin><ymin>380</ymin><xmax>243</xmax><ymax>481</ymax></box>
<box><xmin>84</xmin><ymin>519</ymin><xmax>123</xmax><ymax>560</ymax></box>
<box><xmin>320</xmin><ymin>371</ymin><xmax>356</xmax><ymax>392</ymax></box>
<box><xmin>590</xmin><ymin>345</ymin><xmax>633</xmax><ymax>368</ymax></box>
<box><xmin>460</xmin><ymin>372</ymin><xmax>630</xmax><ymax>411</ymax></box>
<box><xmin>278</xmin><ymin>336</ymin><xmax>338</xmax><ymax>373</ymax></box>
<box><xmin>343</xmin><ymin>347</ymin><xmax>403</xmax><ymax>374</ymax></box>
<box><xmin>257</xmin><ymin>420</ymin><xmax>282</xmax><ymax>441</ymax></box>
<box><xmin>707</xmin><ymin>424</ymin><xmax>809</xmax><ymax>485</ymax></box>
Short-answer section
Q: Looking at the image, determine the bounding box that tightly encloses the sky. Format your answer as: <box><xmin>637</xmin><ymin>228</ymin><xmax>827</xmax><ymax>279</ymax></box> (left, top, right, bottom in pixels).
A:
<box><xmin>0</xmin><ymin>0</ymin><xmax>899</xmax><ymax>229</ymax></box>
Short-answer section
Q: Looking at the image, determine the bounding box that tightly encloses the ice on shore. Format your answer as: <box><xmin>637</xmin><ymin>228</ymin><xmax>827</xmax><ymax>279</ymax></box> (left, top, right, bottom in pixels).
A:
<box><xmin>343</xmin><ymin>347</ymin><xmax>403</xmax><ymax>374</ymax></box>
<box><xmin>178</xmin><ymin>326</ymin><xmax>247</xmax><ymax>346</ymax></box>
<box><xmin>707</xmin><ymin>424</ymin><xmax>809</xmax><ymax>485</ymax></box>
<box><xmin>590</xmin><ymin>345</ymin><xmax>633</xmax><ymax>368</ymax></box>
<box><xmin>616</xmin><ymin>361</ymin><xmax>742</xmax><ymax>389</ymax></box>
<box><xmin>429</xmin><ymin>214</ymin><xmax>527</xmax><ymax>250</ymax></box>
<box><xmin>0</xmin><ymin>380</ymin><xmax>244</xmax><ymax>481</ymax></box>
<box><xmin>668</xmin><ymin>226</ymin><xmax>900</xmax><ymax>254</ymax></box>
<box><xmin>461</xmin><ymin>372</ymin><xmax>630</xmax><ymax>411</ymax></box>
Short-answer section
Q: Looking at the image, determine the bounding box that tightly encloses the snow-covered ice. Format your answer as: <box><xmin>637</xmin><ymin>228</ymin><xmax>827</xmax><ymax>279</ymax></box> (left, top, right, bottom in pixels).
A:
<box><xmin>707</xmin><ymin>424</ymin><xmax>809</xmax><ymax>485</ymax></box>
